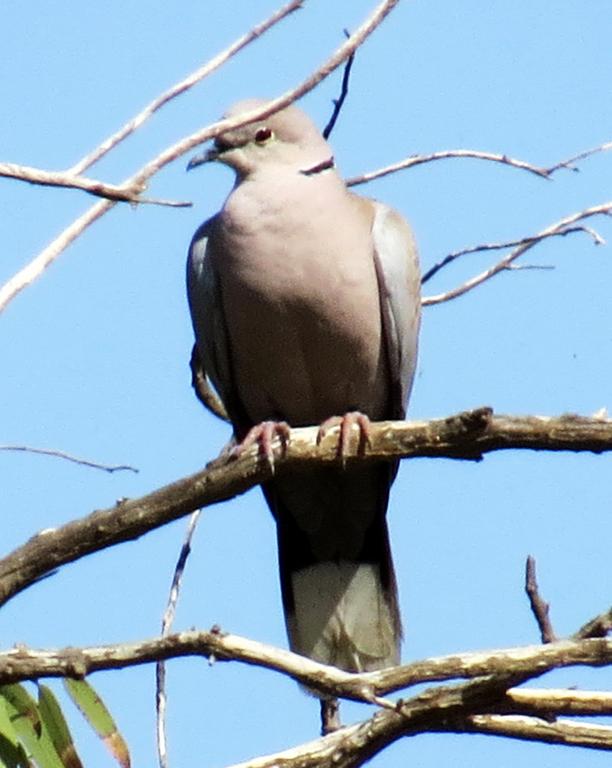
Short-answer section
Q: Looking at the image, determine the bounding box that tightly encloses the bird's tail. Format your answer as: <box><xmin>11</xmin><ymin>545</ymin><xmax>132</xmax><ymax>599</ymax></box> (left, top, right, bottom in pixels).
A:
<box><xmin>264</xmin><ymin>463</ymin><xmax>401</xmax><ymax>673</ymax></box>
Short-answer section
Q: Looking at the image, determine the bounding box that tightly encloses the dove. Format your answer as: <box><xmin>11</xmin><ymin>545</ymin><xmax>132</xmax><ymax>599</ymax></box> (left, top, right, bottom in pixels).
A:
<box><xmin>187</xmin><ymin>99</ymin><xmax>420</xmax><ymax>677</ymax></box>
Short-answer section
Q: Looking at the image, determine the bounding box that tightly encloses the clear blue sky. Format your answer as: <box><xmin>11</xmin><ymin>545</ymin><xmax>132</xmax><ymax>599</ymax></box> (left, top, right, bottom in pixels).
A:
<box><xmin>1</xmin><ymin>1</ymin><xmax>611</xmax><ymax>766</ymax></box>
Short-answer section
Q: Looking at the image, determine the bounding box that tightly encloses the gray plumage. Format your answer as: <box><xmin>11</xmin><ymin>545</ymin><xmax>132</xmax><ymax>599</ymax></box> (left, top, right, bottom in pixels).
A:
<box><xmin>187</xmin><ymin>99</ymin><xmax>420</xmax><ymax>672</ymax></box>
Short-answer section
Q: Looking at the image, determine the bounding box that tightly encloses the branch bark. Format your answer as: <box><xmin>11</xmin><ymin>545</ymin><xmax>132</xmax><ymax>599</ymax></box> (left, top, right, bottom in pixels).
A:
<box><xmin>2</xmin><ymin>627</ymin><xmax>610</xmax><ymax>763</ymax></box>
<box><xmin>1</xmin><ymin>629</ymin><xmax>610</xmax><ymax>699</ymax></box>
<box><xmin>1</xmin><ymin>407</ymin><xmax>611</xmax><ymax>608</ymax></box>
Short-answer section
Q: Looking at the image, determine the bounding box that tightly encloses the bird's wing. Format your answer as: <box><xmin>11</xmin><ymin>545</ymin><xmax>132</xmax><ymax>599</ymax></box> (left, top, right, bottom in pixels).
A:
<box><xmin>186</xmin><ymin>216</ymin><xmax>242</xmax><ymax>429</ymax></box>
<box><xmin>370</xmin><ymin>201</ymin><xmax>421</xmax><ymax>419</ymax></box>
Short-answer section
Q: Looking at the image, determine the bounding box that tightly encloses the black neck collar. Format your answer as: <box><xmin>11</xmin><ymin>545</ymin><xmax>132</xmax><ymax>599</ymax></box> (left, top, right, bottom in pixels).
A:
<box><xmin>299</xmin><ymin>156</ymin><xmax>335</xmax><ymax>176</ymax></box>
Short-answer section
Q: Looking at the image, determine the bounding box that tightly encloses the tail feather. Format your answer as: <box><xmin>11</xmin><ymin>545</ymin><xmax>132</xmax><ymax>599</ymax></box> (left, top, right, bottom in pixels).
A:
<box><xmin>264</xmin><ymin>463</ymin><xmax>401</xmax><ymax>673</ymax></box>
<box><xmin>288</xmin><ymin>560</ymin><xmax>400</xmax><ymax>671</ymax></box>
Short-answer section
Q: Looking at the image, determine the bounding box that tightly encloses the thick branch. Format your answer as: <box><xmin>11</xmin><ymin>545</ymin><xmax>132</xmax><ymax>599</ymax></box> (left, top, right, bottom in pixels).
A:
<box><xmin>1</xmin><ymin>408</ymin><xmax>611</xmax><ymax>607</ymax></box>
<box><xmin>222</xmin><ymin>672</ymin><xmax>612</xmax><ymax>768</ymax></box>
<box><xmin>457</xmin><ymin>714</ymin><xmax>612</xmax><ymax>751</ymax></box>
<box><xmin>1</xmin><ymin>630</ymin><xmax>610</xmax><ymax>765</ymax></box>
<box><xmin>2</xmin><ymin>630</ymin><xmax>611</xmax><ymax>765</ymax></box>
<box><xmin>503</xmin><ymin>688</ymin><xmax>612</xmax><ymax>717</ymax></box>
<box><xmin>1</xmin><ymin>628</ymin><xmax>610</xmax><ymax>701</ymax></box>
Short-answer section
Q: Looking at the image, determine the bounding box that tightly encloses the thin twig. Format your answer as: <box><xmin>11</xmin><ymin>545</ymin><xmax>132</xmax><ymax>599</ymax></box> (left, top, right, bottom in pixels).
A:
<box><xmin>68</xmin><ymin>0</ymin><xmax>304</xmax><ymax>176</ymax></box>
<box><xmin>0</xmin><ymin>0</ymin><xmax>399</xmax><ymax>314</ymax></box>
<box><xmin>0</xmin><ymin>444</ymin><xmax>137</xmax><ymax>474</ymax></box>
<box><xmin>525</xmin><ymin>555</ymin><xmax>557</xmax><ymax>643</ymax></box>
<box><xmin>346</xmin><ymin>140</ymin><xmax>612</xmax><ymax>188</ymax></box>
<box><xmin>421</xmin><ymin>225</ymin><xmax>605</xmax><ymax>285</ymax></box>
<box><xmin>322</xmin><ymin>30</ymin><xmax>354</xmax><ymax>140</ymax></box>
<box><xmin>423</xmin><ymin>201</ymin><xmax>612</xmax><ymax>305</ymax></box>
<box><xmin>156</xmin><ymin>511</ymin><xmax>201</xmax><ymax>768</ymax></box>
<box><xmin>545</xmin><ymin>140</ymin><xmax>612</xmax><ymax>175</ymax></box>
<box><xmin>346</xmin><ymin>149</ymin><xmax>553</xmax><ymax>186</ymax></box>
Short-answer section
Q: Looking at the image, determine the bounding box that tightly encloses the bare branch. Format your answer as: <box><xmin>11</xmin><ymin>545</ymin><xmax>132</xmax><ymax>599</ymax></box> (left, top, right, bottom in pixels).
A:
<box><xmin>423</xmin><ymin>202</ymin><xmax>612</xmax><ymax>306</ymax></box>
<box><xmin>458</xmin><ymin>714</ymin><xmax>612</xmax><ymax>751</ymax></box>
<box><xmin>0</xmin><ymin>628</ymin><xmax>609</xmax><ymax>765</ymax></box>
<box><xmin>1</xmin><ymin>630</ymin><xmax>610</xmax><ymax>701</ymax></box>
<box><xmin>574</xmin><ymin>608</ymin><xmax>612</xmax><ymax>640</ymax></box>
<box><xmin>322</xmin><ymin>30</ymin><xmax>354</xmax><ymax>140</ymax></box>
<box><xmin>525</xmin><ymin>555</ymin><xmax>557</xmax><ymax>643</ymax></box>
<box><xmin>421</xmin><ymin>225</ymin><xmax>604</xmax><ymax>285</ymax></box>
<box><xmin>0</xmin><ymin>162</ymin><xmax>189</xmax><ymax>205</ymax></box>
<box><xmin>128</xmin><ymin>0</ymin><xmax>400</xmax><ymax>184</ymax></box>
<box><xmin>347</xmin><ymin>149</ymin><xmax>552</xmax><ymax>187</ymax></box>
<box><xmin>503</xmin><ymin>687</ymin><xmax>612</xmax><ymax>717</ymax></box>
<box><xmin>0</xmin><ymin>444</ymin><xmax>137</xmax><ymax>474</ymax></box>
<box><xmin>1</xmin><ymin>407</ymin><xmax>612</xmax><ymax>607</ymax></box>
<box><xmin>67</xmin><ymin>0</ymin><xmax>304</xmax><ymax>177</ymax></box>
<box><xmin>0</xmin><ymin>197</ymin><xmax>114</xmax><ymax>313</ymax></box>
<box><xmin>223</xmin><ymin>672</ymin><xmax>612</xmax><ymax>768</ymax></box>
<box><xmin>346</xmin><ymin>140</ymin><xmax>612</xmax><ymax>188</ymax></box>
<box><xmin>545</xmin><ymin>140</ymin><xmax>612</xmax><ymax>175</ymax></box>
<box><xmin>0</xmin><ymin>0</ymin><xmax>399</xmax><ymax>314</ymax></box>
<box><xmin>156</xmin><ymin>511</ymin><xmax>201</xmax><ymax>768</ymax></box>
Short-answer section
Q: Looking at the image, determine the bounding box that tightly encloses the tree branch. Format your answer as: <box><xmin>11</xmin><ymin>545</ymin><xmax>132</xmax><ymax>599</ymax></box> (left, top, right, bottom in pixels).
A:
<box><xmin>0</xmin><ymin>444</ymin><xmax>137</xmax><ymax>474</ymax></box>
<box><xmin>0</xmin><ymin>162</ymin><xmax>190</xmax><ymax>205</ymax></box>
<box><xmin>421</xmin><ymin>224</ymin><xmax>605</xmax><ymax>286</ymax></box>
<box><xmin>457</xmin><ymin>714</ymin><xmax>612</xmax><ymax>751</ymax></box>
<box><xmin>347</xmin><ymin>149</ymin><xmax>552</xmax><ymax>186</ymax></box>
<box><xmin>525</xmin><ymin>555</ymin><xmax>557</xmax><ymax>643</ymax></box>
<box><xmin>423</xmin><ymin>202</ymin><xmax>612</xmax><ymax>305</ymax></box>
<box><xmin>346</xmin><ymin>140</ymin><xmax>612</xmax><ymax>188</ymax></box>
<box><xmin>1</xmin><ymin>630</ymin><xmax>610</xmax><ymax>700</ymax></box>
<box><xmin>502</xmin><ymin>687</ymin><xmax>612</xmax><ymax>717</ymax></box>
<box><xmin>1</xmin><ymin>407</ymin><xmax>611</xmax><ymax>607</ymax></box>
<box><xmin>0</xmin><ymin>622</ymin><xmax>609</xmax><ymax>765</ymax></box>
<box><xmin>0</xmin><ymin>0</ymin><xmax>398</xmax><ymax>314</ymax></box>
<box><xmin>67</xmin><ymin>0</ymin><xmax>304</xmax><ymax>177</ymax></box>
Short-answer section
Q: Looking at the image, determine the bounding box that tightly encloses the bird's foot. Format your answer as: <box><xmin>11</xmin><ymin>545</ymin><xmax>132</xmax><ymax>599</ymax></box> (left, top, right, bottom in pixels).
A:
<box><xmin>317</xmin><ymin>411</ymin><xmax>371</xmax><ymax>465</ymax></box>
<box><xmin>230</xmin><ymin>421</ymin><xmax>291</xmax><ymax>472</ymax></box>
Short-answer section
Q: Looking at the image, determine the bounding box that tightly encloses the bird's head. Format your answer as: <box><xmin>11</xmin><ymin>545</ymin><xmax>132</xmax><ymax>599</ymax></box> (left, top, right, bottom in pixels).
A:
<box><xmin>187</xmin><ymin>99</ymin><xmax>334</xmax><ymax>179</ymax></box>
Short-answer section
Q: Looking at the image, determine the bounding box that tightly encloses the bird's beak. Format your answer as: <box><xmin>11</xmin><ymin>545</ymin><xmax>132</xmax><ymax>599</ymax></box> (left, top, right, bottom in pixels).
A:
<box><xmin>186</xmin><ymin>146</ymin><xmax>220</xmax><ymax>171</ymax></box>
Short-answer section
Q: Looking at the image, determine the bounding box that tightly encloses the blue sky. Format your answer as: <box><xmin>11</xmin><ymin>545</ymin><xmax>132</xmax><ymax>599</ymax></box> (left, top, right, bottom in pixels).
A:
<box><xmin>1</xmin><ymin>1</ymin><xmax>611</xmax><ymax>766</ymax></box>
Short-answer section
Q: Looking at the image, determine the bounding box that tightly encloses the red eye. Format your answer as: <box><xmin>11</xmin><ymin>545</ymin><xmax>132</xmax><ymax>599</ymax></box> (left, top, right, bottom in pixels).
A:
<box><xmin>255</xmin><ymin>127</ymin><xmax>273</xmax><ymax>143</ymax></box>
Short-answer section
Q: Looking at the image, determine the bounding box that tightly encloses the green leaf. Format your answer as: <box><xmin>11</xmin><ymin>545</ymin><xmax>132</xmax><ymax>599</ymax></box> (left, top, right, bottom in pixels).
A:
<box><xmin>0</xmin><ymin>731</ymin><xmax>32</xmax><ymax>768</ymax></box>
<box><xmin>0</xmin><ymin>684</ymin><xmax>64</xmax><ymax>768</ymax></box>
<box><xmin>0</xmin><ymin>694</ymin><xmax>21</xmax><ymax>749</ymax></box>
<box><xmin>37</xmin><ymin>686</ymin><xmax>82</xmax><ymax>768</ymax></box>
<box><xmin>63</xmin><ymin>680</ymin><xmax>129</xmax><ymax>768</ymax></box>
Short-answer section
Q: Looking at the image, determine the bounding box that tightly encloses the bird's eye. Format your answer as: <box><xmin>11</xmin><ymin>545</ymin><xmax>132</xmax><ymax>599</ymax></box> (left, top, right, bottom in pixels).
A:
<box><xmin>255</xmin><ymin>127</ymin><xmax>274</xmax><ymax>144</ymax></box>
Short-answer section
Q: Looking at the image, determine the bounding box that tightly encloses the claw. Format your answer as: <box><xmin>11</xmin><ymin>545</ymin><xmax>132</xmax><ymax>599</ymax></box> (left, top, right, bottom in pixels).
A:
<box><xmin>230</xmin><ymin>420</ymin><xmax>291</xmax><ymax>472</ymax></box>
<box><xmin>317</xmin><ymin>411</ymin><xmax>372</xmax><ymax>465</ymax></box>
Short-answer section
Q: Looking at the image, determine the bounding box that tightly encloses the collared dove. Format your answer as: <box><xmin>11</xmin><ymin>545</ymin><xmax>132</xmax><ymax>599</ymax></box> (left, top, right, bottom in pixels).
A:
<box><xmin>187</xmin><ymin>100</ymin><xmax>421</xmax><ymax>675</ymax></box>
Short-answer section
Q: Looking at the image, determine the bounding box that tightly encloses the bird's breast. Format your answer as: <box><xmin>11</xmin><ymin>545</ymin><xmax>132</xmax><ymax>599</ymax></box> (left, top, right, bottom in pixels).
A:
<box><xmin>214</xmin><ymin>175</ymin><xmax>390</xmax><ymax>425</ymax></box>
